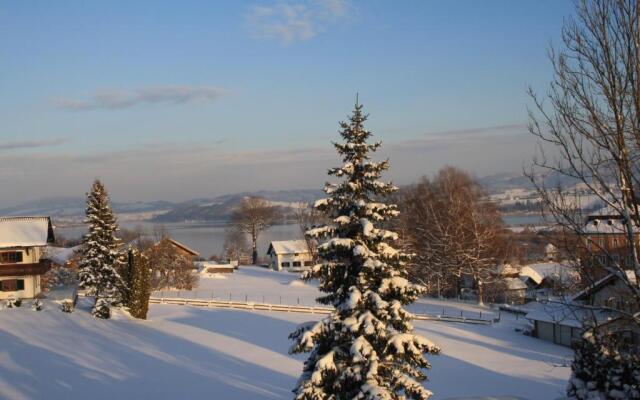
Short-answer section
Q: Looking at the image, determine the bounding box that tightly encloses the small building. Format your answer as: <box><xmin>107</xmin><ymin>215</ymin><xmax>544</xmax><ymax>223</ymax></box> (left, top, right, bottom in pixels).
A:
<box><xmin>0</xmin><ymin>216</ymin><xmax>55</xmax><ymax>299</ymax></box>
<box><xmin>196</xmin><ymin>261</ymin><xmax>236</xmax><ymax>274</ymax></box>
<box><xmin>502</xmin><ymin>277</ymin><xmax>528</xmax><ymax>304</ymax></box>
<box><xmin>266</xmin><ymin>240</ymin><xmax>313</xmax><ymax>271</ymax></box>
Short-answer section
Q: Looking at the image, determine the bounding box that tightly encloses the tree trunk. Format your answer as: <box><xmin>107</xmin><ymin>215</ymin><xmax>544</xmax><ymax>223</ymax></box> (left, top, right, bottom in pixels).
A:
<box><xmin>477</xmin><ymin>279</ymin><xmax>484</xmax><ymax>306</ymax></box>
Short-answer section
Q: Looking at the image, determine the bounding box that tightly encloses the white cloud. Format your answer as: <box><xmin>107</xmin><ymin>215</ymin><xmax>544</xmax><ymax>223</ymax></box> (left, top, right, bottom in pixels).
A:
<box><xmin>247</xmin><ymin>0</ymin><xmax>349</xmax><ymax>44</ymax></box>
<box><xmin>52</xmin><ymin>85</ymin><xmax>229</xmax><ymax>111</ymax></box>
<box><xmin>0</xmin><ymin>138</ymin><xmax>69</xmax><ymax>151</ymax></box>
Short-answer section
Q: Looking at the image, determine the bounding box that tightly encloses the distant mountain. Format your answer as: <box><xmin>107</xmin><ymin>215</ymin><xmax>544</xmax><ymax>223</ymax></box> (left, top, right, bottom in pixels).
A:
<box><xmin>152</xmin><ymin>189</ymin><xmax>324</xmax><ymax>223</ymax></box>
<box><xmin>478</xmin><ymin>171</ymin><xmax>581</xmax><ymax>193</ymax></box>
<box><xmin>0</xmin><ymin>197</ymin><xmax>176</xmax><ymax>223</ymax></box>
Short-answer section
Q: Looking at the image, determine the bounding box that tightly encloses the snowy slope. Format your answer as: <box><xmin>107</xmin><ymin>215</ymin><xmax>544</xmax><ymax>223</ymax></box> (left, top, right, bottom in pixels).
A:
<box><xmin>0</xmin><ymin>295</ymin><xmax>571</xmax><ymax>400</ymax></box>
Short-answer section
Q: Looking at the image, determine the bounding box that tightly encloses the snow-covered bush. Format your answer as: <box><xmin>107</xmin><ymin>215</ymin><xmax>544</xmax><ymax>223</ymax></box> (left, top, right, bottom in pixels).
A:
<box><xmin>60</xmin><ymin>300</ymin><xmax>74</xmax><ymax>313</ymax></box>
<box><xmin>5</xmin><ymin>298</ymin><xmax>21</xmax><ymax>308</ymax></box>
<box><xmin>290</xmin><ymin>101</ymin><xmax>440</xmax><ymax>400</ymax></box>
<box><xmin>91</xmin><ymin>298</ymin><xmax>111</xmax><ymax>319</ymax></box>
<box><xmin>31</xmin><ymin>299</ymin><xmax>43</xmax><ymax>311</ymax></box>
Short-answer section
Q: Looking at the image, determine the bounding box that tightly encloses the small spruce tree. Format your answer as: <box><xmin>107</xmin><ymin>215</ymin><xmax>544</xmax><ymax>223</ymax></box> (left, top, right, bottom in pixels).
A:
<box><xmin>78</xmin><ymin>179</ymin><xmax>125</xmax><ymax>318</ymax></box>
<box><xmin>290</xmin><ymin>100</ymin><xmax>440</xmax><ymax>400</ymax></box>
<box><xmin>125</xmin><ymin>248</ymin><xmax>152</xmax><ymax>319</ymax></box>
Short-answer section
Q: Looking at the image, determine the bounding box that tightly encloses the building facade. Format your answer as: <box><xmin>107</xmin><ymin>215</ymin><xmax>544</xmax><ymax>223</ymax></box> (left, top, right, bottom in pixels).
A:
<box><xmin>0</xmin><ymin>216</ymin><xmax>55</xmax><ymax>300</ymax></box>
<box><xmin>267</xmin><ymin>240</ymin><xmax>313</xmax><ymax>271</ymax></box>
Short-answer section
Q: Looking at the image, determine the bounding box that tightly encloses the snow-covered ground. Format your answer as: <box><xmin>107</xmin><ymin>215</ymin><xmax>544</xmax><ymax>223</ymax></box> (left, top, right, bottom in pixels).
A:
<box><xmin>0</xmin><ymin>267</ymin><xmax>572</xmax><ymax>400</ymax></box>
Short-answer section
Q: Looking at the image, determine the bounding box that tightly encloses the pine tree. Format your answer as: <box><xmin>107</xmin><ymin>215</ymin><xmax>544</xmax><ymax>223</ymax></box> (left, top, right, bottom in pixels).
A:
<box><xmin>124</xmin><ymin>248</ymin><xmax>152</xmax><ymax>320</ymax></box>
<box><xmin>78</xmin><ymin>179</ymin><xmax>125</xmax><ymax>318</ymax></box>
<box><xmin>290</xmin><ymin>100</ymin><xmax>440</xmax><ymax>400</ymax></box>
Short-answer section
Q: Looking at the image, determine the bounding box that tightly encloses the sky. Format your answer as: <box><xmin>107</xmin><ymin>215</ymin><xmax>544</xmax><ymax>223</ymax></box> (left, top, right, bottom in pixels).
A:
<box><xmin>0</xmin><ymin>0</ymin><xmax>575</xmax><ymax>207</ymax></box>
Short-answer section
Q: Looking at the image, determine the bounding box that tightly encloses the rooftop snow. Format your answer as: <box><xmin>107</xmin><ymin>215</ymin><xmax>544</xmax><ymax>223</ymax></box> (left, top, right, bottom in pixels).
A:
<box><xmin>0</xmin><ymin>216</ymin><xmax>54</xmax><ymax>248</ymax></box>
<box><xmin>519</xmin><ymin>262</ymin><xmax>579</xmax><ymax>285</ymax></box>
<box><xmin>267</xmin><ymin>240</ymin><xmax>309</xmax><ymax>255</ymax></box>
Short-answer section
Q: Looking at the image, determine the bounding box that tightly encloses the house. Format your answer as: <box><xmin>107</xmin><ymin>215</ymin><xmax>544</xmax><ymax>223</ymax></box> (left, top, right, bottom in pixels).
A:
<box><xmin>266</xmin><ymin>240</ymin><xmax>313</xmax><ymax>271</ymax></box>
<box><xmin>146</xmin><ymin>237</ymin><xmax>199</xmax><ymax>268</ymax></box>
<box><xmin>571</xmin><ymin>270</ymin><xmax>639</xmax><ymax>313</ymax></box>
<box><xmin>0</xmin><ymin>216</ymin><xmax>55</xmax><ymax>300</ymax></box>
<box><xmin>580</xmin><ymin>207</ymin><xmax>640</xmax><ymax>280</ymax></box>
<box><xmin>519</xmin><ymin>261</ymin><xmax>580</xmax><ymax>299</ymax></box>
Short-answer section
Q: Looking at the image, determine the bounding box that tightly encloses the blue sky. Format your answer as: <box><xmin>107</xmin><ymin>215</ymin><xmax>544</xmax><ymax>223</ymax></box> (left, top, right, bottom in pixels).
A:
<box><xmin>0</xmin><ymin>0</ymin><xmax>573</xmax><ymax>206</ymax></box>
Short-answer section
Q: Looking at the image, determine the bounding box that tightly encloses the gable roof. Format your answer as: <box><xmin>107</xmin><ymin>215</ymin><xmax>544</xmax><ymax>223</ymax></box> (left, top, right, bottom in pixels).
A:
<box><xmin>0</xmin><ymin>216</ymin><xmax>55</xmax><ymax>248</ymax></box>
<box><xmin>164</xmin><ymin>238</ymin><xmax>199</xmax><ymax>256</ymax></box>
<box><xmin>267</xmin><ymin>240</ymin><xmax>309</xmax><ymax>255</ymax></box>
<box><xmin>571</xmin><ymin>270</ymin><xmax>637</xmax><ymax>302</ymax></box>
<box><xmin>519</xmin><ymin>262</ymin><xmax>579</xmax><ymax>286</ymax></box>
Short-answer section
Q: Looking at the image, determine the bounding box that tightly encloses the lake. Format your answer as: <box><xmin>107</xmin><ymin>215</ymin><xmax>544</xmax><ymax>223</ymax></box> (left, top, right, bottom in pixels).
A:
<box><xmin>55</xmin><ymin>213</ymin><xmax>544</xmax><ymax>259</ymax></box>
<box><xmin>55</xmin><ymin>222</ymin><xmax>303</xmax><ymax>259</ymax></box>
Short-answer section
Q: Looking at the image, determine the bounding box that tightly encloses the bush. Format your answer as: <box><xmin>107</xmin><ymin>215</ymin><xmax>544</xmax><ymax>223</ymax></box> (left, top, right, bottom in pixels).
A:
<box><xmin>60</xmin><ymin>301</ymin><xmax>74</xmax><ymax>313</ymax></box>
<box><xmin>31</xmin><ymin>299</ymin><xmax>43</xmax><ymax>311</ymax></box>
<box><xmin>91</xmin><ymin>298</ymin><xmax>111</xmax><ymax>319</ymax></box>
<box><xmin>5</xmin><ymin>298</ymin><xmax>21</xmax><ymax>308</ymax></box>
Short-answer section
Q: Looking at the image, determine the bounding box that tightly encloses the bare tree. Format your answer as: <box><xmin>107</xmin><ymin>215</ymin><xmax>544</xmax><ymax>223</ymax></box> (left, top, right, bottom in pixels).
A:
<box><xmin>293</xmin><ymin>204</ymin><xmax>325</xmax><ymax>260</ymax></box>
<box><xmin>527</xmin><ymin>0</ymin><xmax>640</xmax><ymax>308</ymax></box>
<box><xmin>145</xmin><ymin>239</ymin><xmax>197</xmax><ymax>290</ymax></box>
<box><xmin>222</xmin><ymin>227</ymin><xmax>250</xmax><ymax>263</ymax></box>
<box><xmin>527</xmin><ymin>0</ymin><xmax>640</xmax><ymax>396</ymax></box>
<box><xmin>230</xmin><ymin>197</ymin><xmax>280</xmax><ymax>264</ymax></box>
<box><xmin>401</xmin><ymin>167</ymin><xmax>506</xmax><ymax>304</ymax></box>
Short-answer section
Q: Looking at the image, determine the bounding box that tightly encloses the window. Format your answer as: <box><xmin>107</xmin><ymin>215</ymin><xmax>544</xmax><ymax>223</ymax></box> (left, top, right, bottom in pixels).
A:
<box><xmin>304</xmin><ymin>261</ymin><xmax>313</xmax><ymax>266</ymax></box>
<box><xmin>597</xmin><ymin>255</ymin><xmax>607</xmax><ymax>266</ymax></box>
<box><xmin>597</xmin><ymin>238</ymin><xmax>605</xmax><ymax>248</ymax></box>
<box><xmin>281</xmin><ymin>262</ymin><xmax>290</xmax><ymax>268</ymax></box>
<box><xmin>627</xmin><ymin>255</ymin><xmax>635</xmax><ymax>267</ymax></box>
<box><xmin>16</xmin><ymin>279</ymin><xmax>24</xmax><ymax>290</ymax></box>
<box><xmin>0</xmin><ymin>251</ymin><xmax>23</xmax><ymax>264</ymax></box>
<box><xmin>612</xmin><ymin>254</ymin><xmax>620</xmax><ymax>266</ymax></box>
<box><xmin>0</xmin><ymin>280</ymin><xmax>17</xmax><ymax>291</ymax></box>
<box><xmin>292</xmin><ymin>261</ymin><xmax>301</xmax><ymax>267</ymax></box>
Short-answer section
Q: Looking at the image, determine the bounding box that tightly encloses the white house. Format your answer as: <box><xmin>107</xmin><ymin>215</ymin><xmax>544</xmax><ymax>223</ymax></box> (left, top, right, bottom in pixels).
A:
<box><xmin>266</xmin><ymin>240</ymin><xmax>313</xmax><ymax>271</ymax></box>
<box><xmin>0</xmin><ymin>216</ymin><xmax>55</xmax><ymax>300</ymax></box>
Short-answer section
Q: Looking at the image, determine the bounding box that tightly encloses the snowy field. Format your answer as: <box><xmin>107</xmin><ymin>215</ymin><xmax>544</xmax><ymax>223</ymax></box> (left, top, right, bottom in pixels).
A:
<box><xmin>0</xmin><ymin>267</ymin><xmax>572</xmax><ymax>400</ymax></box>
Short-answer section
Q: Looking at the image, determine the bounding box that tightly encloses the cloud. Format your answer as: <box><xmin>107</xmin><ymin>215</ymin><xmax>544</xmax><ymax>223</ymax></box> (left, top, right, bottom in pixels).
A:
<box><xmin>247</xmin><ymin>0</ymin><xmax>348</xmax><ymax>44</ymax></box>
<box><xmin>52</xmin><ymin>85</ymin><xmax>229</xmax><ymax>111</ymax></box>
<box><xmin>0</xmin><ymin>138</ymin><xmax>69</xmax><ymax>152</ymax></box>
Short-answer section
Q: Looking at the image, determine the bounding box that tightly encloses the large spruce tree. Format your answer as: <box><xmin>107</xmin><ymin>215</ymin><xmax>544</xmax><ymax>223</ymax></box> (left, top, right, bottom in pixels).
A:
<box><xmin>290</xmin><ymin>101</ymin><xmax>440</xmax><ymax>399</ymax></box>
<box><xmin>78</xmin><ymin>179</ymin><xmax>125</xmax><ymax>318</ymax></box>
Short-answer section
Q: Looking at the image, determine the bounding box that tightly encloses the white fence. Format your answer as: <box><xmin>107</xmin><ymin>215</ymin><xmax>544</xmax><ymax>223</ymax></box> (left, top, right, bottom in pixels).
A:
<box><xmin>149</xmin><ymin>296</ymin><xmax>494</xmax><ymax>325</ymax></box>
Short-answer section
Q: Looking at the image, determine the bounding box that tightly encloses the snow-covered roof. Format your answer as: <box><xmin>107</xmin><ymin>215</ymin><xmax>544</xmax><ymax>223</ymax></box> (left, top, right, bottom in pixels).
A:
<box><xmin>525</xmin><ymin>301</ymin><xmax>615</xmax><ymax>328</ymax></box>
<box><xmin>494</xmin><ymin>263</ymin><xmax>519</xmax><ymax>277</ymax></box>
<box><xmin>519</xmin><ymin>262</ymin><xmax>579</xmax><ymax>286</ymax></box>
<box><xmin>571</xmin><ymin>270</ymin><xmax>637</xmax><ymax>302</ymax></box>
<box><xmin>0</xmin><ymin>216</ymin><xmax>54</xmax><ymax>248</ymax></box>
<box><xmin>583</xmin><ymin>208</ymin><xmax>640</xmax><ymax>234</ymax></box>
<box><xmin>44</xmin><ymin>245</ymin><xmax>81</xmax><ymax>265</ymax></box>
<box><xmin>504</xmin><ymin>277</ymin><xmax>527</xmax><ymax>290</ymax></box>
<box><xmin>267</xmin><ymin>240</ymin><xmax>309</xmax><ymax>255</ymax></box>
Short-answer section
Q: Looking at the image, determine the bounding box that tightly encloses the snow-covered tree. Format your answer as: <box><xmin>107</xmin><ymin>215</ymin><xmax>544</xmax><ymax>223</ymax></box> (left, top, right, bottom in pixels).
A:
<box><xmin>78</xmin><ymin>179</ymin><xmax>125</xmax><ymax>318</ymax></box>
<box><xmin>567</xmin><ymin>327</ymin><xmax>640</xmax><ymax>399</ymax></box>
<box><xmin>290</xmin><ymin>100</ymin><xmax>440</xmax><ymax>400</ymax></box>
